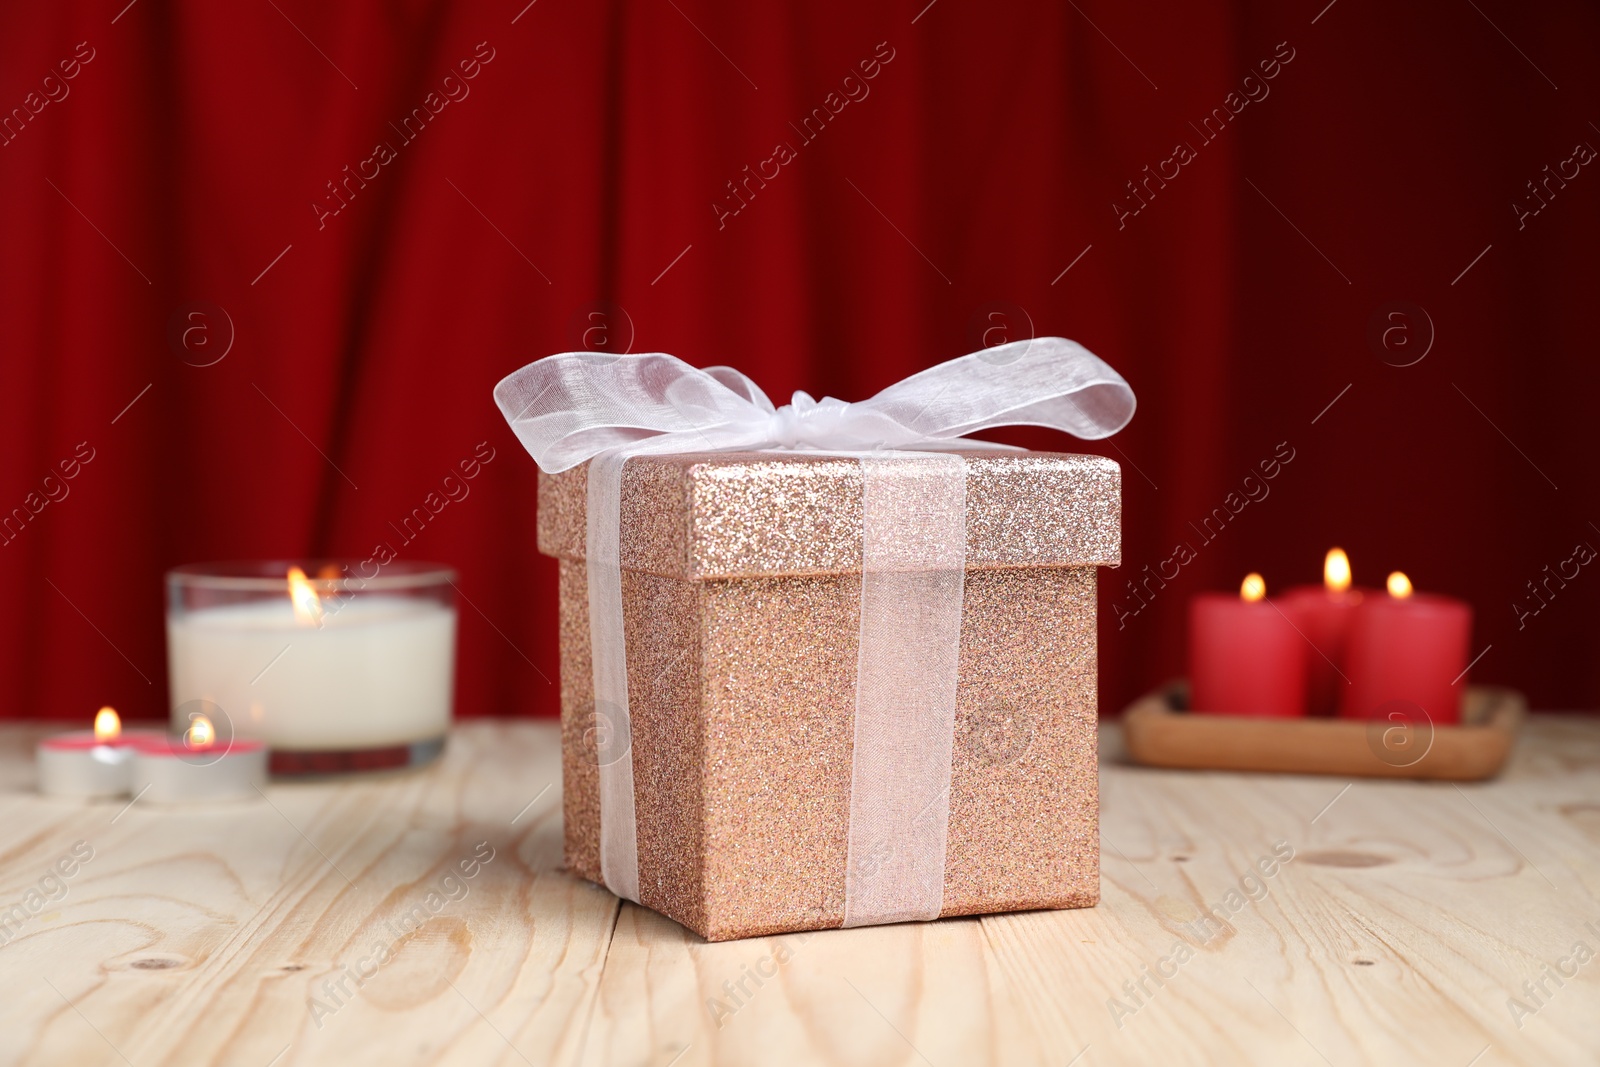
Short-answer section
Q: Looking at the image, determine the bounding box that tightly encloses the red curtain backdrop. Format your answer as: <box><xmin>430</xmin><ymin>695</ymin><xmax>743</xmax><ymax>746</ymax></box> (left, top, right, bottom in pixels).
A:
<box><xmin>2</xmin><ymin>1</ymin><xmax>1597</xmax><ymax>724</ymax></box>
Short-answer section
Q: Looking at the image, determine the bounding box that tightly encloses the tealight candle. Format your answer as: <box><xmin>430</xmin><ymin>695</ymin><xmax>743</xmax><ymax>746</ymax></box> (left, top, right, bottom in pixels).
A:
<box><xmin>36</xmin><ymin>707</ymin><xmax>163</xmax><ymax>800</ymax></box>
<box><xmin>1188</xmin><ymin>573</ymin><xmax>1307</xmax><ymax>716</ymax></box>
<box><xmin>129</xmin><ymin>714</ymin><xmax>268</xmax><ymax>803</ymax></box>
<box><xmin>1283</xmin><ymin>548</ymin><xmax>1368</xmax><ymax>716</ymax></box>
<box><xmin>1339</xmin><ymin>571</ymin><xmax>1472</xmax><ymax>725</ymax></box>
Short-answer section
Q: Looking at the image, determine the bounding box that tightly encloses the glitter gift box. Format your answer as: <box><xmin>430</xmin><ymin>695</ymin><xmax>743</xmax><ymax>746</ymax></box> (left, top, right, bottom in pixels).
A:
<box><xmin>538</xmin><ymin>449</ymin><xmax>1120</xmax><ymax>941</ymax></box>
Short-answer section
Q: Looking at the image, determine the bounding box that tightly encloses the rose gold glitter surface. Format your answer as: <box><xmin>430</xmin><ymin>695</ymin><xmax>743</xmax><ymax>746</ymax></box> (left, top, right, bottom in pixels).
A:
<box><xmin>538</xmin><ymin>450</ymin><xmax>1121</xmax><ymax>577</ymax></box>
<box><xmin>545</xmin><ymin>450</ymin><xmax>1116</xmax><ymax>941</ymax></box>
<box><xmin>556</xmin><ymin>559</ymin><xmax>601</xmax><ymax>884</ymax></box>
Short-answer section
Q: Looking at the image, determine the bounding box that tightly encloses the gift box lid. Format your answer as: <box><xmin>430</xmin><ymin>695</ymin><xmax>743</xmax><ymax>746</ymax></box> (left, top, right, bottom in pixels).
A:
<box><xmin>537</xmin><ymin>449</ymin><xmax>1120</xmax><ymax>580</ymax></box>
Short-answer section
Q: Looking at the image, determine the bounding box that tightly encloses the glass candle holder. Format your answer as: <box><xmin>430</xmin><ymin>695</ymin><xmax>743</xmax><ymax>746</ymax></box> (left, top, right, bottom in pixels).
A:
<box><xmin>166</xmin><ymin>560</ymin><xmax>457</xmax><ymax>776</ymax></box>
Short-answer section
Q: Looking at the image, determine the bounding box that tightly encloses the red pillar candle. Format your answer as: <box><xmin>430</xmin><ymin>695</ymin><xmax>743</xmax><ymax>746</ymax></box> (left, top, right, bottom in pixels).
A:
<box><xmin>1339</xmin><ymin>572</ymin><xmax>1472</xmax><ymax>725</ymax></box>
<box><xmin>1283</xmin><ymin>548</ymin><xmax>1367</xmax><ymax>716</ymax></box>
<box><xmin>1188</xmin><ymin>574</ymin><xmax>1307</xmax><ymax>716</ymax></box>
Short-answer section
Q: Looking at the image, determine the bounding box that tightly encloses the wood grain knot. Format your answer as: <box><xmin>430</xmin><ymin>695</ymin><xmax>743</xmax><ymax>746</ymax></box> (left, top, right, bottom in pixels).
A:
<box><xmin>361</xmin><ymin>917</ymin><xmax>472</xmax><ymax>1011</ymax></box>
<box><xmin>128</xmin><ymin>955</ymin><xmax>187</xmax><ymax>970</ymax></box>
<box><xmin>1297</xmin><ymin>850</ymin><xmax>1391</xmax><ymax>868</ymax></box>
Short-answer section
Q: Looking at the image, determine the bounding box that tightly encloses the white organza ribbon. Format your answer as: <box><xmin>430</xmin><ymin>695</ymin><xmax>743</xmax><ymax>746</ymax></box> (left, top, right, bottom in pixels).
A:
<box><xmin>494</xmin><ymin>337</ymin><xmax>1135</xmax><ymax>926</ymax></box>
<box><xmin>843</xmin><ymin>452</ymin><xmax>968</xmax><ymax>926</ymax></box>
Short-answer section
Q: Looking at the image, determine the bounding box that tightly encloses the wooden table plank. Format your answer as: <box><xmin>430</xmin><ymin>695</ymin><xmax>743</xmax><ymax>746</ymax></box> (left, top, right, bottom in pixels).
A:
<box><xmin>576</xmin><ymin>717</ymin><xmax>1600</xmax><ymax>1067</ymax></box>
<box><xmin>993</xmin><ymin>721</ymin><xmax>1600</xmax><ymax>1067</ymax></box>
<box><xmin>0</xmin><ymin>717</ymin><xmax>1596</xmax><ymax>1066</ymax></box>
<box><xmin>0</xmin><ymin>722</ymin><xmax>616</xmax><ymax>1067</ymax></box>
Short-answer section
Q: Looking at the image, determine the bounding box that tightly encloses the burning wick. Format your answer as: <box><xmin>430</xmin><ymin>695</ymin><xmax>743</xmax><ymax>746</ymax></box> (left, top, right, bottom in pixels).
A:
<box><xmin>1240</xmin><ymin>573</ymin><xmax>1267</xmax><ymax>602</ymax></box>
<box><xmin>1324</xmin><ymin>547</ymin><xmax>1351</xmax><ymax>594</ymax></box>
<box><xmin>186</xmin><ymin>714</ymin><xmax>215</xmax><ymax>750</ymax></box>
<box><xmin>1386</xmin><ymin>571</ymin><xmax>1413</xmax><ymax>599</ymax></box>
<box><xmin>93</xmin><ymin>706</ymin><xmax>121</xmax><ymax>744</ymax></box>
<box><xmin>287</xmin><ymin>565</ymin><xmax>325</xmax><ymax>627</ymax></box>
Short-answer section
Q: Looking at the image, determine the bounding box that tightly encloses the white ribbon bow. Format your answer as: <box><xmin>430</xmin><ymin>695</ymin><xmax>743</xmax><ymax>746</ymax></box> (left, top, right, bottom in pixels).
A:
<box><xmin>494</xmin><ymin>337</ymin><xmax>1134</xmax><ymax>927</ymax></box>
<box><xmin>494</xmin><ymin>336</ymin><xmax>1136</xmax><ymax>471</ymax></box>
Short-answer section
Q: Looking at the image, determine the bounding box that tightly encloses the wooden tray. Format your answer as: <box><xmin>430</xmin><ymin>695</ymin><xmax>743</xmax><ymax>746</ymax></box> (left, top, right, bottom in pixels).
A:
<box><xmin>1122</xmin><ymin>682</ymin><xmax>1524</xmax><ymax>780</ymax></box>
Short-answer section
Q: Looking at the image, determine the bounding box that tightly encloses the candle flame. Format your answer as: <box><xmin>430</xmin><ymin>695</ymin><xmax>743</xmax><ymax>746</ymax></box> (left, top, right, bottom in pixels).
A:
<box><xmin>185</xmin><ymin>714</ymin><xmax>215</xmax><ymax>749</ymax></box>
<box><xmin>287</xmin><ymin>565</ymin><xmax>325</xmax><ymax>626</ymax></box>
<box><xmin>1387</xmin><ymin>571</ymin><xmax>1413</xmax><ymax>598</ymax></box>
<box><xmin>93</xmin><ymin>706</ymin><xmax>121</xmax><ymax>743</ymax></box>
<box><xmin>1324</xmin><ymin>548</ymin><xmax>1351</xmax><ymax>594</ymax></box>
<box><xmin>1240</xmin><ymin>573</ymin><xmax>1267</xmax><ymax>602</ymax></box>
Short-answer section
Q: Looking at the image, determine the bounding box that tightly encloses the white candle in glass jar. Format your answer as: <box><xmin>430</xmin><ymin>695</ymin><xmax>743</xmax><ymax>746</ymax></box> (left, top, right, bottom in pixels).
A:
<box><xmin>166</xmin><ymin>595</ymin><xmax>456</xmax><ymax>751</ymax></box>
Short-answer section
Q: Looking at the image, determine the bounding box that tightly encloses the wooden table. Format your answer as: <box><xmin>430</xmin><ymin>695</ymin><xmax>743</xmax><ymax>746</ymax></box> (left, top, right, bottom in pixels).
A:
<box><xmin>2</xmin><ymin>718</ymin><xmax>1597</xmax><ymax>1067</ymax></box>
